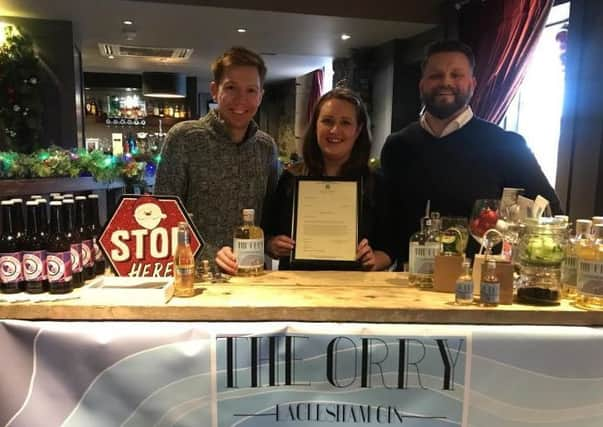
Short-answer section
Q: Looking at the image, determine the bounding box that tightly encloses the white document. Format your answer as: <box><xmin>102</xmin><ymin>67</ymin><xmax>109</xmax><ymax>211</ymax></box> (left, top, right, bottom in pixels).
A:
<box><xmin>294</xmin><ymin>180</ymin><xmax>358</xmax><ymax>261</ymax></box>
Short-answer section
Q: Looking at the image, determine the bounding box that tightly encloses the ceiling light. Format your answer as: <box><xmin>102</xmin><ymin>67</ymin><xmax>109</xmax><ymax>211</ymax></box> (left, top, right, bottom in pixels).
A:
<box><xmin>142</xmin><ymin>72</ymin><xmax>186</xmax><ymax>98</ymax></box>
<box><xmin>341</xmin><ymin>33</ymin><xmax>351</xmax><ymax>41</ymax></box>
<box><xmin>237</xmin><ymin>28</ymin><xmax>247</xmax><ymax>33</ymax></box>
<box><xmin>123</xmin><ymin>20</ymin><xmax>134</xmax><ymax>25</ymax></box>
<box><xmin>108</xmin><ymin>55</ymin><xmax>115</xmax><ymax>59</ymax></box>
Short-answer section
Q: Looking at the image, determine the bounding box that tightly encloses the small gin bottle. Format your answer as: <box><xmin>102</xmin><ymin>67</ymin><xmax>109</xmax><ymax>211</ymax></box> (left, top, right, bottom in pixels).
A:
<box><xmin>480</xmin><ymin>260</ymin><xmax>500</xmax><ymax>307</ymax></box>
<box><xmin>233</xmin><ymin>209</ymin><xmax>264</xmax><ymax>276</ymax></box>
<box><xmin>455</xmin><ymin>260</ymin><xmax>474</xmax><ymax>305</ymax></box>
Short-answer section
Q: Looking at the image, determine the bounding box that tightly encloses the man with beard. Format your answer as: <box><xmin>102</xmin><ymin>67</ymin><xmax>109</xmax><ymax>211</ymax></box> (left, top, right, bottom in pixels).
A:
<box><xmin>380</xmin><ymin>40</ymin><xmax>561</xmax><ymax>265</ymax></box>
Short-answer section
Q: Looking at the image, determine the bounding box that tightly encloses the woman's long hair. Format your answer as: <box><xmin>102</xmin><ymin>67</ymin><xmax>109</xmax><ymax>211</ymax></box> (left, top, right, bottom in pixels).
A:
<box><xmin>302</xmin><ymin>87</ymin><xmax>372</xmax><ymax>178</ymax></box>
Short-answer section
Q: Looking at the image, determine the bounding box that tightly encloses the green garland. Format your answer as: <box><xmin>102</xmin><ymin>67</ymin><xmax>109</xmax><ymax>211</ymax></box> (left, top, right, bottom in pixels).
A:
<box><xmin>0</xmin><ymin>147</ymin><xmax>160</xmax><ymax>185</ymax></box>
<box><xmin>0</xmin><ymin>23</ymin><xmax>43</xmax><ymax>153</ymax></box>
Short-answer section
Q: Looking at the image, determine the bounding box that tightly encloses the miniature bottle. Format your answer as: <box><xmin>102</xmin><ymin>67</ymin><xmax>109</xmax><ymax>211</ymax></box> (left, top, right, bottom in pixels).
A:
<box><xmin>455</xmin><ymin>260</ymin><xmax>474</xmax><ymax>305</ymax></box>
<box><xmin>480</xmin><ymin>260</ymin><xmax>500</xmax><ymax>307</ymax></box>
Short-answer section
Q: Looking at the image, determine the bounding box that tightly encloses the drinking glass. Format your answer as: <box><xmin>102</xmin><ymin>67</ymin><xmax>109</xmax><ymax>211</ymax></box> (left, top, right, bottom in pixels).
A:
<box><xmin>441</xmin><ymin>216</ymin><xmax>469</xmax><ymax>255</ymax></box>
<box><xmin>469</xmin><ymin>199</ymin><xmax>501</xmax><ymax>248</ymax></box>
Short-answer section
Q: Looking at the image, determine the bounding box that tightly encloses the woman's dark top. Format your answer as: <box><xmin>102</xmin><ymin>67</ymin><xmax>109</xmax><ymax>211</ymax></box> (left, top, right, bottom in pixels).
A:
<box><xmin>263</xmin><ymin>163</ymin><xmax>395</xmax><ymax>270</ymax></box>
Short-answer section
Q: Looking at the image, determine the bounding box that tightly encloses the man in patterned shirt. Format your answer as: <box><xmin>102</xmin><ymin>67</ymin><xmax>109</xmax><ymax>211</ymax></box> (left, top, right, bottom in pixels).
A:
<box><xmin>155</xmin><ymin>47</ymin><xmax>279</xmax><ymax>273</ymax></box>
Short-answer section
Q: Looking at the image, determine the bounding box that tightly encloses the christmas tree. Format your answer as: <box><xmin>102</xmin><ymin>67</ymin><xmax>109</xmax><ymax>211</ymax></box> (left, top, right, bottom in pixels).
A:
<box><xmin>0</xmin><ymin>23</ymin><xmax>43</xmax><ymax>153</ymax></box>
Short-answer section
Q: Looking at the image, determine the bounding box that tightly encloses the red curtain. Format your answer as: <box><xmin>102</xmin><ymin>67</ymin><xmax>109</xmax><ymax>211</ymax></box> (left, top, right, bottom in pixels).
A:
<box><xmin>306</xmin><ymin>68</ymin><xmax>324</xmax><ymax>122</ymax></box>
<box><xmin>459</xmin><ymin>0</ymin><xmax>553</xmax><ymax>124</ymax></box>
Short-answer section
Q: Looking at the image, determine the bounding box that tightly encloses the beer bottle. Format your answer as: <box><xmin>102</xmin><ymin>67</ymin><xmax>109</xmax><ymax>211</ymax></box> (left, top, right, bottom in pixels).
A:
<box><xmin>87</xmin><ymin>194</ymin><xmax>106</xmax><ymax>276</ymax></box>
<box><xmin>76</xmin><ymin>196</ymin><xmax>95</xmax><ymax>280</ymax></box>
<box><xmin>63</xmin><ymin>199</ymin><xmax>83</xmax><ymax>287</ymax></box>
<box><xmin>10</xmin><ymin>198</ymin><xmax>26</xmax><ymax>291</ymax></box>
<box><xmin>47</xmin><ymin>201</ymin><xmax>73</xmax><ymax>294</ymax></box>
<box><xmin>0</xmin><ymin>200</ymin><xmax>23</xmax><ymax>293</ymax></box>
<box><xmin>36</xmin><ymin>199</ymin><xmax>49</xmax><ymax>291</ymax></box>
<box><xmin>23</xmin><ymin>201</ymin><xmax>47</xmax><ymax>294</ymax></box>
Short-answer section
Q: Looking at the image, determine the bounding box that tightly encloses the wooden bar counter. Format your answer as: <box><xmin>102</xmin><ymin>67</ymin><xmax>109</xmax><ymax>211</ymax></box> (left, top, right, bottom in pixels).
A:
<box><xmin>0</xmin><ymin>271</ymin><xmax>600</xmax><ymax>325</ymax></box>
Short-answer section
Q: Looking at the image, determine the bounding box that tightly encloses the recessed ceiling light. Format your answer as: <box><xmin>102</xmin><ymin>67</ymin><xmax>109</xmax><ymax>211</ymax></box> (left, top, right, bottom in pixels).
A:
<box><xmin>123</xmin><ymin>20</ymin><xmax>134</xmax><ymax>25</ymax></box>
<box><xmin>341</xmin><ymin>33</ymin><xmax>351</xmax><ymax>41</ymax></box>
<box><xmin>237</xmin><ymin>28</ymin><xmax>247</xmax><ymax>33</ymax></box>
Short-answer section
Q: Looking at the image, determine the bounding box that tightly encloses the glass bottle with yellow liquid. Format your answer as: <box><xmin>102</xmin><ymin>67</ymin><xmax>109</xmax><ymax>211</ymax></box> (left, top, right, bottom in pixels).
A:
<box><xmin>561</xmin><ymin>219</ymin><xmax>592</xmax><ymax>298</ymax></box>
<box><xmin>408</xmin><ymin>212</ymin><xmax>441</xmax><ymax>288</ymax></box>
<box><xmin>174</xmin><ymin>222</ymin><xmax>195</xmax><ymax>297</ymax></box>
<box><xmin>233</xmin><ymin>209</ymin><xmax>264</xmax><ymax>276</ymax></box>
<box><xmin>480</xmin><ymin>260</ymin><xmax>500</xmax><ymax>307</ymax></box>
<box><xmin>576</xmin><ymin>223</ymin><xmax>603</xmax><ymax>310</ymax></box>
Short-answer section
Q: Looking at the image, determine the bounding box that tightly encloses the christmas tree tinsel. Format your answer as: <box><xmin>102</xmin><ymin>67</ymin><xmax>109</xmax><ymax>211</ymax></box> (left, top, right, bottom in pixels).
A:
<box><xmin>0</xmin><ymin>147</ymin><xmax>160</xmax><ymax>186</ymax></box>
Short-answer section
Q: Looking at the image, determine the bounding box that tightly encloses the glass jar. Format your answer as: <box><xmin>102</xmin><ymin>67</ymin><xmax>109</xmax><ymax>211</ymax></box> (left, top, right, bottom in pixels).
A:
<box><xmin>516</xmin><ymin>217</ymin><xmax>568</xmax><ymax>304</ymax></box>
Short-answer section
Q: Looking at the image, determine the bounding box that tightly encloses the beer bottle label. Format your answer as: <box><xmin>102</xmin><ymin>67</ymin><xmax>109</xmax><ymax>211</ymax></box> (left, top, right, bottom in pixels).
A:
<box><xmin>23</xmin><ymin>251</ymin><xmax>46</xmax><ymax>282</ymax></box>
<box><xmin>0</xmin><ymin>252</ymin><xmax>23</xmax><ymax>284</ymax></box>
<box><xmin>93</xmin><ymin>238</ymin><xmax>105</xmax><ymax>261</ymax></box>
<box><xmin>82</xmin><ymin>240</ymin><xmax>94</xmax><ymax>267</ymax></box>
<box><xmin>47</xmin><ymin>251</ymin><xmax>73</xmax><ymax>283</ymax></box>
<box><xmin>71</xmin><ymin>243</ymin><xmax>83</xmax><ymax>273</ymax></box>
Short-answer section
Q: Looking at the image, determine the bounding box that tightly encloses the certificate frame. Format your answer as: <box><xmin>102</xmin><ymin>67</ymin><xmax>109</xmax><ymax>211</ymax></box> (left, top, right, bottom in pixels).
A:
<box><xmin>290</xmin><ymin>176</ymin><xmax>362</xmax><ymax>270</ymax></box>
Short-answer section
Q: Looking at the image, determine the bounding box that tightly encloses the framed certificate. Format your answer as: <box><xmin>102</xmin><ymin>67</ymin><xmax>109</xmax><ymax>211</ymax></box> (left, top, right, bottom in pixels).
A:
<box><xmin>290</xmin><ymin>177</ymin><xmax>361</xmax><ymax>270</ymax></box>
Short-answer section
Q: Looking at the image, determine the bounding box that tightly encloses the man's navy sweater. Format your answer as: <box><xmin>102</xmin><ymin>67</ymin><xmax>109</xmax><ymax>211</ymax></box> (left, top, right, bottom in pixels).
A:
<box><xmin>381</xmin><ymin>117</ymin><xmax>562</xmax><ymax>263</ymax></box>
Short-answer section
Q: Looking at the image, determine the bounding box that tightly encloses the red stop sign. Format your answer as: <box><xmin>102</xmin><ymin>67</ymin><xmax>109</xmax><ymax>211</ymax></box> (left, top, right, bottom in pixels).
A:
<box><xmin>99</xmin><ymin>195</ymin><xmax>203</xmax><ymax>277</ymax></box>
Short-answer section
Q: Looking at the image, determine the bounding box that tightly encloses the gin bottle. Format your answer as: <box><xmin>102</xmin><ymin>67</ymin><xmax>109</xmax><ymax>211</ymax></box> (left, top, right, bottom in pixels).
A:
<box><xmin>576</xmin><ymin>224</ymin><xmax>603</xmax><ymax>310</ymax></box>
<box><xmin>233</xmin><ymin>209</ymin><xmax>264</xmax><ymax>276</ymax></box>
<box><xmin>562</xmin><ymin>219</ymin><xmax>592</xmax><ymax>298</ymax></box>
<box><xmin>174</xmin><ymin>222</ymin><xmax>195</xmax><ymax>297</ymax></box>
<box><xmin>408</xmin><ymin>215</ymin><xmax>440</xmax><ymax>288</ymax></box>
<box><xmin>455</xmin><ymin>260</ymin><xmax>473</xmax><ymax>305</ymax></box>
<box><xmin>480</xmin><ymin>260</ymin><xmax>500</xmax><ymax>307</ymax></box>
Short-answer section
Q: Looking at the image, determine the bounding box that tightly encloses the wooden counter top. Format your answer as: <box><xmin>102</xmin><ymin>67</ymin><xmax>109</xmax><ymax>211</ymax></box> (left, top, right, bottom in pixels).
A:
<box><xmin>0</xmin><ymin>271</ymin><xmax>600</xmax><ymax>325</ymax></box>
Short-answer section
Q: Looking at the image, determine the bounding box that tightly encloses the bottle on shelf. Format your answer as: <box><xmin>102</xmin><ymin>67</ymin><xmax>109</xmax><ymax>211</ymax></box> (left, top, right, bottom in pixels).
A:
<box><xmin>562</xmin><ymin>219</ymin><xmax>592</xmax><ymax>298</ymax></box>
<box><xmin>0</xmin><ymin>200</ymin><xmax>23</xmax><ymax>294</ymax></box>
<box><xmin>480</xmin><ymin>260</ymin><xmax>500</xmax><ymax>307</ymax></box>
<box><xmin>23</xmin><ymin>201</ymin><xmax>47</xmax><ymax>294</ymax></box>
<box><xmin>174</xmin><ymin>222</ymin><xmax>195</xmax><ymax>297</ymax></box>
<box><xmin>455</xmin><ymin>260</ymin><xmax>473</xmax><ymax>305</ymax></box>
<box><xmin>47</xmin><ymin>201</ymin><xmax>73</xmax><ymax>294</ymax></box>
<box><xmin>576</xmin><ymin>223</ymin><xmax>603</xmax><ymax>310</ymax></box>
<box><xmin>233</xmin><ymin>209</ymin><xmax>264</xmax><ymax>276</ymax></box>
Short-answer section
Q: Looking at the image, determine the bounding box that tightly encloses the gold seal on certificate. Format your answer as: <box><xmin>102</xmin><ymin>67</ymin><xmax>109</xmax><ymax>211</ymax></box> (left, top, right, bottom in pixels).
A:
<box><xmin>290</xmin><ymin>177</ymin><xmax>361</xmax><ymax>270</ymax></box>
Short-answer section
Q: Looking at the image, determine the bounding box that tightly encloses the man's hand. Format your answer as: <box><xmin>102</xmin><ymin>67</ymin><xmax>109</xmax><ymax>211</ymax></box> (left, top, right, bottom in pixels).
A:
<box><xmin>215</xmin><ymin>246</ymin><xmax>237</xmax><ymax>275</ymax></box>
